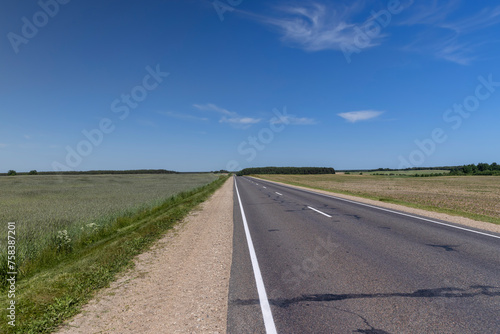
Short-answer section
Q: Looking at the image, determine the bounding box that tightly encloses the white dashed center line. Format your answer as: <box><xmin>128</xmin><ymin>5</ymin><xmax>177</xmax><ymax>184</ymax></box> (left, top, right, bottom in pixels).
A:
<box><xmin>307</xmin><ymin>206</ymin><xmax>332</xmax><ymax>218</ymax></box>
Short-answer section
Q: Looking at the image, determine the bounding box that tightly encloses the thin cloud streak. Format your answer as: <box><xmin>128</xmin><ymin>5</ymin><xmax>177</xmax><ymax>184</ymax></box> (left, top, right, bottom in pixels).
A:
<box><xmin>192</xmin><ymin>103</ymin><xmax>233</xmax><ymax>115</ymax></box>
<box><xmin>194</xmin><ymin>103</ymin><xmax>261</xmax><ymax>127</ymax></box>
<box><xmin>270</xmin><ymin>116</ymin><xmax>317</xmax><ymax>125</ymax></box>
<box><xmin>435</xmin><ymin>39</ymin><xmax>476</xmax><ymax>65</ymax></box>
<box><xmin>338</xmin><ymin>110</ymin><xmax>384</xmax><ymax>123</ymax></box>
<box><xmin>441</xmin><ymin>6</ymin><xmax>500</xmax><ymax>33</ymax></box>
<box><xmin>255</xmin><ymin>2</ymin><xmax>383</xmax><ymax>52</ymax></box>
<box><xmin>397</xmin><ymin>0</ymin><xmax>457</xmax><ymax>26</ymax></box>
<box><xmin>159</xmin><ymin>111</ymin><xmax>209</xmax><ymax>122</ymax></box>
<box><xmin>399</xmin><ymin>1</ymin><xmax>500</xmax><ymax>65</ymax></box>
<box><xmin>220</xmin><ymin>116</ymin><xmax>261</xmax><ymax>125</ymax></box>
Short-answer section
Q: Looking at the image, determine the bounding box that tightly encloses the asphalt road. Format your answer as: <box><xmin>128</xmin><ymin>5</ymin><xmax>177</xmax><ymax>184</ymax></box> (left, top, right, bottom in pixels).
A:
<box><xmin>227</xmin><ymin>176</ymin><xmax>500</xmax><ymax>333</ymax></box>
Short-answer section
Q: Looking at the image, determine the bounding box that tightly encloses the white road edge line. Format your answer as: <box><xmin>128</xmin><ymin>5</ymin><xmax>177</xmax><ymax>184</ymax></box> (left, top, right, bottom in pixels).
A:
<box><xmin>275</xmin><ymin>192</ymin><xmax>283</xmax><ymax>196</ymax></box>
<box><xmin>234</xmin><ymin>178</ymin><xmax>278</xmax><ymax>334</ymax></box>
<box><xmin>307</xmin><ymin>206</ymin><xmax>332</xmax><ymax>218</ymax></box>
<box><xmin>249</xmin><ymin>177</ymin><xmax>500</xmax><ymax>240</ymax></box>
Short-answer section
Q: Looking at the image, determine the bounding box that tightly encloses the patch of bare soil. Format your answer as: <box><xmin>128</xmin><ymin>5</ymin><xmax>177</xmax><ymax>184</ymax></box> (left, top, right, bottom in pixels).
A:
<box><xmin>57</xmin><ymin>177</ymin><xmax>234</xmax><ymax>333</ymax></box>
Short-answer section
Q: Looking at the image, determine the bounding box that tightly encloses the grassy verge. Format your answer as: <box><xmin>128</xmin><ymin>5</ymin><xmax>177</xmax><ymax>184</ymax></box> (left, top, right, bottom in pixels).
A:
<box><xmin>0</xmin><ymin>175</ymin><xmax>229</xmax><ymax>334</ymax></box>
<box><xmin>253</xmin><ymin>175</ymin><xmax>500</xmax><ymax>225</ymax></box>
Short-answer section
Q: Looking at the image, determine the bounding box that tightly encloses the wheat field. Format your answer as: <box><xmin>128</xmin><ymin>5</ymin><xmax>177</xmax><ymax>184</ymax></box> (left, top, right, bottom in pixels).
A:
<box><xmin>0</xmin><ymin>173</ymin><xmax>218</xmax><ymax>272</ymax></box>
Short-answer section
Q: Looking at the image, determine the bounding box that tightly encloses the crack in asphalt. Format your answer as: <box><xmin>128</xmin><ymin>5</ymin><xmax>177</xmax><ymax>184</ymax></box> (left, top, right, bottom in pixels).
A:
<box><xmin>330</xmin><ymin>306</ymin><xmax>393</xmax><ymax>334</ymax></box>
<box><xmin>426</xmin><ymin>244</ymin><xmax>459</xmax><ymax>252</ymax></box>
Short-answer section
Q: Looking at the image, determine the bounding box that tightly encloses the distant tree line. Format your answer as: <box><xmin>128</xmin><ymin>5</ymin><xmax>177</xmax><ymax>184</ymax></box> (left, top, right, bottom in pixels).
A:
<box><xmin>449</xmin><ymin>163</ymin><xmax>500</xmax><ymax>176</ymax></box>
<box><xmin>237</xmin><ymin>167</ymin><xmax>335</xmax><ymax>176</ymax></box>
<box><xmin>0</xmin><ymin>169</ymin><xmax>178</xmax><ymax>176</ymax></box>
<box><xmin>338</xmin><ymin>167</ymin><xmax>457</xmax><ymax>174</ymax></box>
<box><xmin>371</xmin><ymin>172</ymin><xmax>448</xmax><ymax>177</ymax></box>
<box><xmin>379</xmin><ymin>166</ymin><xmax>458</xmax><ymax>171</ymax></box>
<box><xmin>212</xmin><ymin>170</ymin><xmax>230</xmax><ymax>174</ymax></box>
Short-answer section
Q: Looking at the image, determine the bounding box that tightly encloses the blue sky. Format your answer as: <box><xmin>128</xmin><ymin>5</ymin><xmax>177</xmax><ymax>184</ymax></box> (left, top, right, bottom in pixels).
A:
<box><xmin>1</xmin><ymin>0</ymin><xmax>500</xmax><ymax>172</ymax></box>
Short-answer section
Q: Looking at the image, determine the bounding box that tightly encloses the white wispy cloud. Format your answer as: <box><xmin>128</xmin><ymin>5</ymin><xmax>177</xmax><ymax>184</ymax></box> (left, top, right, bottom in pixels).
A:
<box><xmin>338</xmin><ymin>110</ymin><xmax>384</xmax><ymax>123</ymax></box>
<box><xmin>256</xmin><ymin>2</ymin><xmax>384</xmax><ymax>52</ymax></box>
<box><xmin>0</xmin><ymin>143</ymin><xmax>8</xmax><ymax>148</ymax></box>
<box><xmin>159</xmin><ymin>111</ymin><xmax>208</xmax><ymax>122</ymax></box>
<box><xmin>194</xmin><ymin>103</ymin><xmax>315</xmax><ymax>127</ymax></box>
<box><xmin>270</xmin><ymin>116</ymin><xmax>317</xmax><ymax>125</ymax></box>
<box><xmin>434</xmin><ymin>39</ymin><xmax>477</xmax><ymax>65</ymax></box>
<box><xmin>192</xmin><ymin>103</ymin><xmax>233</xmax><ymax>115</ymax></box>
<box><xmin>220</xmin><ymin>116</ymin><xmax>262</xmax><ymax>125</ymax></box>
<box><xmin>194</xmin><ymin>103</ymin><xmax>261</xmax><ymax>127</ymax></box>
<box><xmin>441</xmin><ymin>6</ymin><xmax>500</xmax><ymax>33</ymax></box>
<box><xmin>399</xmin><ymin>2</ymin><xmax>500</xmax><ymax>65</ymax></box>
<box><xmin>397</xmin><ymin>0</ymin><xmax>457</xmax><ymax>26</ymax></box>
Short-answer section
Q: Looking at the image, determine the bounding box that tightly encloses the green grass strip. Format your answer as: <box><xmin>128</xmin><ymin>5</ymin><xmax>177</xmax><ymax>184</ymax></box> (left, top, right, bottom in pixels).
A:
<box><xmin>0</xmin><ymin>175</ymin><xmax>229</xmax><ymax>334</ymax></box>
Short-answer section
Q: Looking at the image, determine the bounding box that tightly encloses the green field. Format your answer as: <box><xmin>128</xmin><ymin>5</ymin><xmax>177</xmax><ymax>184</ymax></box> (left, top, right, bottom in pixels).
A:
<box><xmin>0</xmin><ymin>173</ymin><xmax>227</xmax><ymax>333</ymax></box>
<box><xmin>256</xmin><ymin>174</ymin><xmax>500</xmax><ymax>224</ymax></box>
<box><xmin>0</xmin><ymin>173</ymin><xmax>218</xmax><ymax>279</ymax></box>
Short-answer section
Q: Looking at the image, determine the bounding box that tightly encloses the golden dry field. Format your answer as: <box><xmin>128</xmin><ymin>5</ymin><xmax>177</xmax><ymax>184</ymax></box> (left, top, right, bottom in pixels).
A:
<box><xmin>256</xmin><ymin>174</ymin><xmax>500</xmax><ymax>224</ymax></box>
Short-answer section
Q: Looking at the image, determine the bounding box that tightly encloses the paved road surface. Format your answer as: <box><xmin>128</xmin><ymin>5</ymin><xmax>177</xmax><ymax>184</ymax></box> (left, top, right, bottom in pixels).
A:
<box><xmin>227</xmin><ymin>176</ymin><xmax>500</xmax><ymax>333</ymax></box>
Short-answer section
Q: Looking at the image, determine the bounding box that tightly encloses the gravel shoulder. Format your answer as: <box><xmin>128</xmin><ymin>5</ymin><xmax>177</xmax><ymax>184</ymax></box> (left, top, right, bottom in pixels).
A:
<box><xmin>57</xmin><ymin>176</ymin><xmax>234</xmax><ymax>334</ymax></box>
<box><xmin>253</xmin><ymin>177</ymin><xmax>500</xmax><ymax>234</ymax></box>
